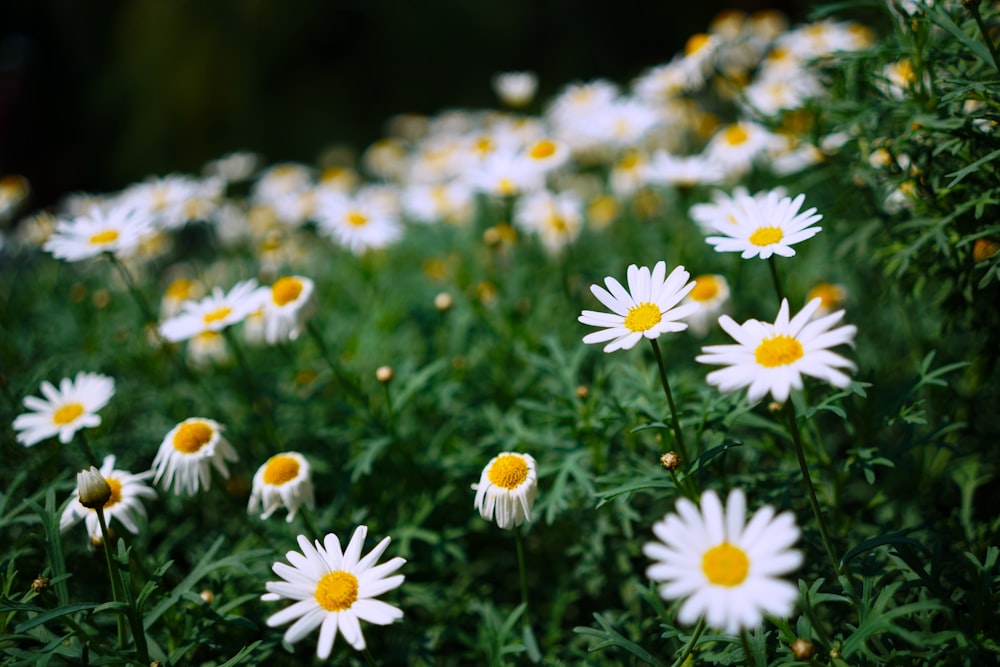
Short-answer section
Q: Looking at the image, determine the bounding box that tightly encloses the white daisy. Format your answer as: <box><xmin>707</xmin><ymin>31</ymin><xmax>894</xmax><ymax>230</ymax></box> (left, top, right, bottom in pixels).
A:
<box><xmin>61</xmin><ymin>455</ymin><xmax>156</xmax><ymax>540</ymax></box>
<box><xmin>13</xmin><ymin>372</ymin><xmax>115</xmax><ymax>447</ymax></box>
<box><xmin>151</xmin><ymin>417</ymin><xmax>238</xmax><ymax>495</ymax></box>
<box><xmin>158</xmin><ymin>279</ymin><xmax>263</xmax><ymax>343</ymax></box>
<box><xmin>472</xmin><ymin>452</ymin><xmax>538</xmax><ymax>530</ymax></box>
<box><xmin>682</xmin><ymin>274</ymin><xmax>731</xmax><ymax>337</ymax></box>
<box><xmin>43</xmin><ymin>204</ymin><xmax>155</xmax><ymax>262</ymax></box>
<box><xmin>578</xmin><ymin>262</ymin><xmax>699</xmax><ymax>353</ymax></box>
<box><xmin>492</xmin><ymin>71</ymin><xmax>539</xmax><ymax>108</ymax></box>
<box><xmin>696</xmin><ymin>297</ymin><xmax>857</xmax><ymax>403</ymax></box>
<box><xmin>704</xmin><ymin>121</ymin><xmax>778</xmax><ymax>179</ymax></box>
<box><xmin>644</xmin><ymin>488</ymin><xmax>803</xmax><ymax>635</ymax></box>
<box><xmin>513</xmin><ymin>189</ymin><xmax>583</xmax><ymax>255</ymax></box>
<box><xmin>262</xmin><ymin>527</ymin><xmax>405</xmax><ymax>657</ymax></box>
<box><xmin>703</xmin><ymin>190</ymin><xmax>822</xmax><ymax>259</ymax></box>
<box><xmin>258</xmin><ymin>276</ymin><xmax>316</xmax><ymax>344</ymax></box>
<box><xmin>314</xmin><ymin>187</ymin><xmax>403</xmax><ymax>254</ymax></box>
<box><xmin>248</xmin><ymin>452</ymin><xmax>316</xmax><ymax>522</ymax></box>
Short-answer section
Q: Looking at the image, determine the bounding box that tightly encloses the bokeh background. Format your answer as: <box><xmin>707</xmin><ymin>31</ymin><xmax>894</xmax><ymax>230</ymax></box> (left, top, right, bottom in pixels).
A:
<box><xmin>2</xmin><ymin>0</ymin><xmax>823</xmax><ymax>210</ymax></box>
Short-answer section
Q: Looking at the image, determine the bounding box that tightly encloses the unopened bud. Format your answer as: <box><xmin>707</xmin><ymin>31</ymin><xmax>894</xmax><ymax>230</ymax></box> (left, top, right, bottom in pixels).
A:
<box><xmin>434</xmin><ymin>292</ymin><xmax>454</xmax><ymax>312</ymax></box>
<box><xmin>575</xmin><ymin>385</ymin><xmax>590</xmax><ymax>399</ymax></box>
<box><xmin>199</xmin><ymin>589</ymin><xmax>215</xmax><ymax>605</ymax></box>
<box><xmin>375</xmin><ymin>366</ymin><xmax>394</xmax><ymax>383</ymax></box>
<box><xmin>768</xmin><ymin>401</ymin><xmax>783</xmax><ymax>413</ymax></box>
<box><xmin>31</xmin><ymin>576</ymin><xmax>50</xmax><ymax>593</ymax></box>
<box><xmin>660</xmin><ymin>451</ymin><xmax>681</xmax><ymax>471</ymax></box>
<box><xmin>791</xmin><ymin>638</ymin><xmax>814</xmax><ymax>660</ymax></box>
<box><xmin>973</xmin><ymin>237</ymin><xmax>1000</xmax><ymax>263</ymax></box>
<box><xmin>77</xmin><ymin>467</ymin><xmax>112</xmax><ymax>509</ymax></box>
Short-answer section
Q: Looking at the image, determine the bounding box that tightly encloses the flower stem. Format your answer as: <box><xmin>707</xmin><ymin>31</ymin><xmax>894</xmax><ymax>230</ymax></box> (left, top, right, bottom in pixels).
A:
<box><xmin>766</xmin><ymin>256</ymin><xmax>785</xmax><ymax>305</ymax></box>
<box><xmin>964</xmin><ymin>0</ymin><xmax>1000</xmax><ymax>72</ymax></box>
<box><xmin>669</xmin><ymin>617</ymin><xmax>705</xmax><ymax>667</ymax></box>
<box><xmin>362</xmin><ymin>647</ymin><xmax>379</xmax><ymax>666</ymax></box>
<box><xmin>222</xmin><ymin>327</ymin><xmax>277</xmax><ymax>448</ymax></box>
<box><xmin>648</xmin><ymin>339</ymin><xmax>698</xmax><ymax>498</ymax></box>
<box><xmin>106</xmin><ymin>253</ymin><xmax>156</xmax><ymax>330</ymax></box>
<box><xmin>514</xmin><ymin>529</ymin><xmax>531</xmax><ymax>622</ymax></box>
<box><xmin>299</xmin><ymin>504</ymin><xmax>322</xmax><ymax>542</ymax></box>
<box><xmin>95</xmin><ymin>508</ymin><xmax>149</xmax><ymax>663</ymax></box>
<box><xmin>76</xmin><ymin>431</ymin><xmax>100</xmax><ymax>468</ymax></box>
<box><xmin>306</xmin><ymin>321</ymin><xmax>366</xmax><ymax>405</ymax></box>
<box><xmin>783</xmin><ymin>401</ymin><xmax>844</xmax><ymax>585</ymax></box>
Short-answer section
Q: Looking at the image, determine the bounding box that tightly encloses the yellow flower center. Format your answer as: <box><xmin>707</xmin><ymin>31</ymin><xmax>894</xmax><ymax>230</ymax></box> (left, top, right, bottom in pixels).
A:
<box><xmin>172</xmin><ymin>421</ymin><xmax>214</xmax><ymax>453</ymax></box>
<box><xmin>166</xmin><ymin>278</ymin><xmax>194</xmax><ymax>300</ymax></box>
<box><xmin>618</xmin><ymin>153</ymin><xmax>640</xmax><ymax>171</ymax></box>
<box><xmin>624</xmin><ymin>302</ymin><xmax>662</xmax><ymax>333</ymax></box>
<box><xmin>263</xmin><ymin>454</ymin><xmax>301</xmax><ymax>486</ymax></box>
<box><xmin>89</xmin><ymin>229</ymin><xmax>119</xmax><ymax>245</ymax></box>
<box><xmin>755</xmin><ymin>335</ymin><xmax>804</xmax><ymax>368</ymax></box>
<box><xmin>548</xmin><ymin>215</ymin><xmax>568</xmax><ymax>232</ymax></box>
<box><xmin>487</xmin><ymin>454</ymin><xmax>529</xmax><ymax>489</ymax></box>
<box><xmin>690</xmin><ymin>276</ymin><xmax>720</xmax><ymax>302</ymax></box>
<box><xmin>749</xmin><ymin>226</ymin><xmax>784</xmax><ymax>246</ymax></box>
<box><xmin>314</xmin><ymin>571</ymin><xmax>359</xmax><ymax>611</ymax></box>
<box><xmin>203</xmin><ymin>306</ymin><xmax>232</xmax><ymax>324</ymax></box>
<box><xmin>103</xmin><ymin>477</ymin><xmax>123</xmax><ymax>508</ymax></box>
<box><xmin>52</xmin><ymin>402</ymin><xmax>85</xmax><ymax>425</ymax></box>
<box><xmin>807</xmin><ymin>283</ymin><xmax>845</xmax><ymax>309</ymax></box>
<box><xmin>346</xmin><ymin>211</ymin><xmax>368</xmax><ymax>227</ymax></box>
<box><xmin>529</xmin><ymin>140</ymin><xmax>557</xmax><ymax>160</ymax></box>
<box><xmin>497</xmin><ymin>178</ymin><xmax>517</xmax><ymax>196</ymax></box>
<box><xmin>685</xmin><ymin>33</ymin><xmax>711</xmax><ymax>56</ymax></box>
<box><xmin>702</xmin><ymin>542</ymin><xmax>749</xmax><ymax>587</ymax></box>
<box><xmin>723</xmin><ymin>125</ymin><xmax>749</xmax><ymax>146</ymax></box>
<box><xmin>271</xmin><ymin>277</ymin><xmax>303</xmax><ymax>306</ymax></box>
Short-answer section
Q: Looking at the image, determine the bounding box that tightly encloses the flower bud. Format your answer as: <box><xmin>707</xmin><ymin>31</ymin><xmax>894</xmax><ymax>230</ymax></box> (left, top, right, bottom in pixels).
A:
<box><xmin>434</xmin><ymin>292</ymin><xmax>454</xmax><ymax>312</ymax></box>
<box><xmin>375</xmin><ymin>366</ymin><xmax>394</xmax><ymax>383</ymax></box>
<box><xmin>77</xmin><ymin>467</ymin><xmax>112</xmax><ymax>509</ymax></box>
<box><xmin>660</xmin><ymin>451</ymin><xmax>681</xmax><ymax>471</ymax></box>
<box><xmin>791</xmin><ymin>638</ymin><xmax>814</xmax><ymax>660</ymax></box>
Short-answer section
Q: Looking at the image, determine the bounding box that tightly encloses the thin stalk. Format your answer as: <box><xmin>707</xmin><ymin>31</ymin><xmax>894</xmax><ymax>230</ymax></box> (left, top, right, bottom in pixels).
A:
<box><xmin>514</xmin><ymin>529</ymin><xmax>531</xmax><ymax>624</ymax></box>
<box><xmin>669</xmin><ymin>617</ymin><xmax>706</xmax><ymax>667</ymax></box>
<box><xmin>106</xmin><ymin>254</ymin><xmax>156</xmax><ymax>330</ymax></box>
<box><xmin>299</xmin><ymin>505</ymin><xmax>322</xmax><ymax>542</ymax></box>
<box><xmin>362</xmin><ymin>648</ymin><xmax>379</xmax><ymax>666</ymax></box>
<box><xmin>766</xmin><ymin>256</ymin><xmax>785</xmax><ymax>305</ymax></box>
<box><xmin>964</xmin><ymin>0</ymin><xmax>1000</xmax><ymax>72</ymax></box>
<box><xmin>222</xmin><ymin>327</ymin><xmax>277</xmax><ymax>448</ymax></box>
<box><xmin>648</xmin><ymin>339</ymin><xmax>689</xmax><ymax>463</ymax></box>
<box><xmin>306</xmin><ymin>321</ymin><xmax>366</xmax><ymax>405</ymax></box>
<box><xmin>783</xmin><ymin>401</ymin><xmax>843</xmax><ymax>584</ymax></box>
<box><xmin>76</xmin><ymin>431</ymin><xmax>100</xmax><ymax>468</ymax></box>
<box><xmin>94</xmin><ymin>509</ymin><xmax>128</xmax><ymax>656</ymax></box>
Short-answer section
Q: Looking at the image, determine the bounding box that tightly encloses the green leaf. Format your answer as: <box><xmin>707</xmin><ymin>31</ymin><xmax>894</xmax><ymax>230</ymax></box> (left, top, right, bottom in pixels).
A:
<box><xmin>574</xmin><ymin>613</ymin><xmax>663</xmax><ymax>666</ymax></box>
<box><xmin>929</xmin><ymin>6</ymin><xmax>996</xmax><ymax>72</ymax></box>
<box><xmin>841</xmin><ymin>532</ymin><xmax>926</xmax><ymax>567</ymax></box>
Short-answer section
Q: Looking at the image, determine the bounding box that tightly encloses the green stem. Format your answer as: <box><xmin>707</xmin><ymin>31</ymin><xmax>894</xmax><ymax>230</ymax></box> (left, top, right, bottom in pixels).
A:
<box><xmin>766</xmin><ymin>256</ymin><xmax>785</xmax><ymax>306</ymax></box>
<box><xmin>648</xmin><ymin>339</ymin><xmax>697</xmax><ymax>498</ymax></box>
<box><xmin>306</xmin><ymin>321</ymin><xmax>366</xmax><ymax>405</ymax></box>
<box><xmin>514</xmin><ymin>529</ymin><xmax>531</xmax><ymax>622</ymax></box>
<box><xmin>964</xmin><ymin>0</ymin><xmax>1000</xmax><ymax>71</ymax></box>
<box><xmin>783</xmin><ymin>402</ymin><xmax>846</xmax><ymax>587</ymax></box>
<box><xmin>106</xmin><ymin>253</ymin><xmax>156</xmax><ymax>331</ymax></box>
<box><xmin>95</xmin><ymin>508</ymin><xmax>128</xmax><ymax>655</ymax></box>
<box><xmin>669</xmin><ymin>618</ymin><xmax>706</xmax><ymax>667</ymax></box>
<box><xmin>362</xmin><ymin>647</ymin><xmax>379</xmax><ymax>666</ymax></box>
<box><xmin>299</xmin><ymin>505</ymin><xmax>322</xmax><ymax>542</ymax></box>
<box><xmin>76</xmin><ymin>431</ymin><xmax>100</xmax><ymax>468</ymax></box>
<box><xmin>222</xmin><ymin>327</ymin><xmax>277</xmax><ymax>448</ymax></box>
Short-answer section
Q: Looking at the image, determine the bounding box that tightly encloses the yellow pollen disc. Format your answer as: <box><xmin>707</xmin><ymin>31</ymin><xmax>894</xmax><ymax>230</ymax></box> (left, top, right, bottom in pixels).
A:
<box><xmin>894</xmin><ymin>59</ymin><xmax>914</xmax><ymax>83</ymax></box>
<box><xmin>807</xmin><ymin>283</ymin><xmax>845</xmax><ymax>309</ymax></box>
<box><xmin>89</xmin><ymin>229</ymin><xmax>120</xmax><ymax>245</ymax></box>
<box><xmin>749</xmin><ymin>226</ymin><xmax>784</xmax><ymax>246</ymax></box>
<box><xmin>548</xmin><ymin>215</ymin><xmax>568</xmax><ymax>232</ymax></box>
<box><xmin>618</xmin><ymin>153</ymin><xmax>640</xmax><ymax>170</ymax></box>
<box><xmin>346</xmin><ymin>211</ymin><xmax>368</xmax><ymax>227</ymax></box>
<box><xmin>166</xmin><ymin>278</ymin><xmax>194</xmax><ymax>300</ymax></box>
<box><xmin>755</xmin><ymin>335</ymin><xmax>804</xmax><ymax>368</ymax></box>
<box><xmin>702</xmin><ymin>542</ymin><xmax>749</xmax><ymax>587</ymax></box>
<box><xmin>529</xmin><ymin>140</ymin><xmax>556</xmax><ymax>160</ymax></box>
<box><xmin>487</xmin><ymin>454</ymin><xmax>529</xmax><ymax>489</ymax></box>
<box><xmin>271</xmin><ymin>277</ymin><xmax>303</xmax><ymax>306</ymax></box>
<box><xmin>690</xmin><ymin>276</ymin><xmax>720</xmax><ymax>302</ymax></box>
<box><xmin>497</xmin><ymin>178</ymin><xmax>517</xmax><ymax>196</ymax></box>
<box><xmin>172</xmin><ymin>421</ymin><xmax>214</xmax><ymax>453</ymax></box>
<box><xmin>624</xmin><ymin>302</ymin><xmax>662</xmax><ymax>333</ymax></box>
<box><xmin>685</xmin><ymin>33</ymin><xmax>711</xmax><ymax>56</ymax></box>
<box><xmin>724</xmin><ymin>124</ymin><xmax>749</xmax><ymax>146</ymax></box>
<box><xmin>314</xmin><ymin>571</ymin><xmax>359</xmax><ymax>612</ymax></box>
<box><xmin>203</xmin><ymin>306</ymin><xmax>232</xmax><ymax>324</ymax></box>
<box><xmin>53</xmin><ymin>402</ymin><xmax>85</xmax><ymax>425</ymax></box>
<box><xmin>263</xmin><ymin>454</ymin><xmax>300</xmax><ymax>486</ymax></box>
<box><xmin>474</xmin><ymin>137</ymin><xmax>495</xmax><ymax>155</ymax></box>
<box><xmin>103</xmin><ymin>477</ymin><xmax>123</xmax><ymax>508</ymax></box>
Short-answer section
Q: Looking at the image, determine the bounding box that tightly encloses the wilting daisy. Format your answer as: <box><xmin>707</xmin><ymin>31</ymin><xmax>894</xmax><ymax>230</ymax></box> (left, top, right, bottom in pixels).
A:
<box><xmin>248</xmin><ymin>452</ymin><xmax>316</xmax><ymax>522</ymax></box>
<box><xmin>696</xmin><ymin>297</ymin><xmax>857</xmax><ymax>403</ymax></box>
<box><xmin>159</xmin><ymin>279</ymin><xmax>263</xmax><ymax>343</ymax></box>
<box><xmin>472</xmin><ymin>452</ymin><xmax>538</xmax><ymax>530</ymax></box>
<box><xmin>257</xmin><ymin>276</ymin><xmax>316</xmax><ymax>344</ymax></box>
<box><xmin>703</xmin><ymin>190</ymin><xmax>822</xmax><ymax>260</ymax></box>
<box><xmin>682</xmin><ymin>274</ymin><xmax>731</xmax><ymax>337</ymax></box>
<box><xmin>44</xmin><ymin>203</ymin><xmax>155</xmax><ymax>262</ymax></box>
<box><xmin>262</xmin><ymin>526</ymin><xmax>405</xmax><ymax>657</ymax></box>
<box><xmin>13</xmin><ymin>372</ymin><xmax>115</xmax><ymax>447</ymax></box>
<box><xmin>578</xmin><ymin>262</ymin><xmax>699</xmax><ymax>353</ymax></box>
<box><xmin>644</xmin><ymin>488</ymin><xmax>802</xmax><ymax>635</ymax></box>
<box><xmin>151</xmin><ymin>417</ymin><xmax>238</xmax><ymax>495</ymax></box>
<box><xmin>61</xmin><ymin>455</ymin><xmax>156</xmax><ymax>541</ymax></box>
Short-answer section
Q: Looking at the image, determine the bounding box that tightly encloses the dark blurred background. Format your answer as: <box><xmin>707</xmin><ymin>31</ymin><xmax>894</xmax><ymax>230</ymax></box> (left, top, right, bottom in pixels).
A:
<box><xmin>1</xmin><ymin>0</ymin><xmax>822</xmax><ymax>209</ymax></box>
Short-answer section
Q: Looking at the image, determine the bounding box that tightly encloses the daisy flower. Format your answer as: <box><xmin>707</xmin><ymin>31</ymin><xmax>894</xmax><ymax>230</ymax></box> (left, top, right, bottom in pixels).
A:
<box><xmin>151</xmin><ymin>418</ymin><xmax>238</xmax><ymax>495</ymax></box>
<box><xmin>472</xmin><ymin>452</ymin><xmax>538</xmax><ymax>530</ymax></box>
<box><xmin>492</xmin><ymin>70</ymin><xmax>538</xmax><ymax>108</ymax></box>
<box><xmin>644</xmin><ymin>488</ymin><xmax>802</xmax><ymax>635</ymax></box>
<box><xmin>696</xmin><ymin>297</ymin><xmax>857</xmax><ymax>403</ymax></box>
<box><xmin>13</xmin><ymin>372</ymin><xmax>115</xmax><ymax>447</ymax></box>
<box><xmin>248</xmin><ymin>452</ymin><xmax>316</xmax><ymax>522</ymax></box>
<box><xmin>262</xmin><ymin>526</ymin><xmax>405</xmax><ymax>657</ymax></box>
<box><xmin>578</xmin><ymin>261</ymin><xmax>699</xmax><ymax>353</ymax></box>
<box><xmin>682</xmin><ymin>274</ymin><xmax>731</xmax><ymax>337</ymax></box>
<box><xmin>61</xmin><ymin>455</ymin><xmax>156</xmax><ymax>541</ymax></box>
<box><xmin>314</xmin><ymin>187</ymin><xmax>403</xmax><ymax>254</ymax></box>
<box><xmin>513</xmin><ymin>189</ymin><xmax>583</xmax><ymax>255</ymax></box>
<box><xmin>258</xmin><ymin>275</ymin><xmax>316</xmax><ymax>344</ymax></box>
<box><xmin>703</xmin><ymin>190</ymin><xmax>822</xmax><ymax>259</ymax></box>
<box><xmin>43</xmin><ymin>203</ymin><xmax>155</xmax><ymax>262</ymax></box>
<box><xmin>158</xmin><ymin>279</ymin><xmax>263</xmax><ymax>343</ymax></box>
